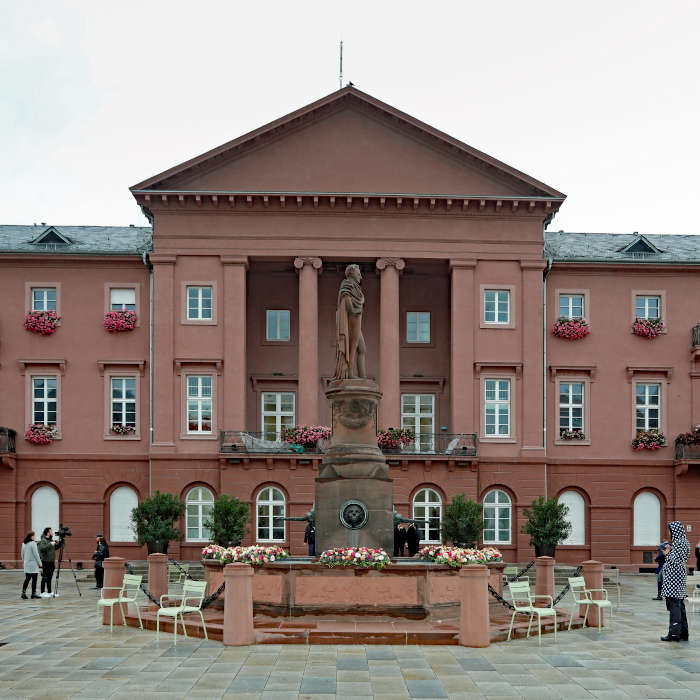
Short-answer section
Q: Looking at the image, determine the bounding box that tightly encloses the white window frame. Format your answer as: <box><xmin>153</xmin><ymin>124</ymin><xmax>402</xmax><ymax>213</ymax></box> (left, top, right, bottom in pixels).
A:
<box><xmin>261</xmin><ymin>392</ymin><xmax>295</xmax><ymax>440</ymax></box>
<box><xmin>109</xmin><ymin>486</ymin><xmax>138</xmax><ymax>542</ymax></box>
<box><xmin>31</xmin><ymin>287</ymin><xmax>57</xmax><ymax>312</ymax></box>
<box><xmin>406</xmin><ymin>311</ymin><xmax>431</xmax><ymax>343</ymax></box>
<box><xmin>635</xmin><ymin>295</ymin><xmax>661</xmax><ymax>320</ymax></box>
<box><xmin>483</xmin><ymin>489</ymin><xmax>512</xmax><ymax>545</ymax></box>
<box><xmin>32</xmin><ymin>376</ymin><xmax>57</xmax><ymax>426</ymax></box>
<box><xmin>401</xmin><ymin>394</ymin><xmax>435</xmax><ymax>451</ymax></box>
<box><xmin>109</xmin><ymin>288</ymin><xmax>136</xmax><ymax>311</ymax></box>
<box><xmin>412</xmin><ymin>488</ymin><xmax>442</xmax><ymax>544</ymax></box>
<box><xmin>187</xmin><ymin>286</ymin><xmax>213</xmax><ymax>321</ymax></box>
<box><xmin>484</xmin><ymin>289</ymin><xmax>510</xmax><ymax>324</ymax></box>
<box><xmin>558</xmin><ymin>293</ymin><xmax>584</xmax><ymax>319</ymax></box>
<box><xmin>635</xmin><ymin>383</ymin><xmax>661</xmax><ymax>431</ymax></box>
<box><xmin>110</xmin><ymin>377</ymin><xmax>137</xmax><ymax>429</ymax></box>
<box><xmin>484</xmin><ymin>379</ymin><xmax>511</xmax><ymax>438</ymax></box>
<box><xmin>559</xmin><ymin>382</ymin><xmax>584</xmax><ymax>433</ymax></box>
<box><xmin>256</xmin><ymin>486</ymin><xmax>286</xmax><ymax>542</ymax></box>
<box><xmin>185</xmin><ymin>487</ymin><xmax>215</xmax><ymax>542</ymax></box>
<box><xmin>186</xmin><ymin>375</ymin><xmax>213</xmax><ymax>434</ymax></box>
<box><xmin>266</xmin><ymin>309</ymin><xmax>291</xmax><ymax>342</ymax></box>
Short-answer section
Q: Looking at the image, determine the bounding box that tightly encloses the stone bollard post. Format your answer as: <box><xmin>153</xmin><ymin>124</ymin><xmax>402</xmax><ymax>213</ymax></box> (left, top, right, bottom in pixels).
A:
<box><xmin>582</xmin><ymin>560</ymin><xmax>605</xmax><ymax>628</ymax></box>
<box><xmin>102</xmin><ymin>557</ymin><xmax>125</xmax><ymax>624</ymax></box>
<box><xmin>458</xmin><ymin>564</ymin><xmax>490</xmax><ymax>648</ymax></box>
<box><xmin>223</xmin><ymin>563</ymin><xmax>255</xmax><ymax>646</ymax></box>
<box><xmin>148</xmin><ymin>553</ymin><xmax>168</xmax><ymax>609</ymax></box>
<box><xmin>535</xmin><ymin>556</ymin><xmax>555</xmax><ymax>606</ymax></box>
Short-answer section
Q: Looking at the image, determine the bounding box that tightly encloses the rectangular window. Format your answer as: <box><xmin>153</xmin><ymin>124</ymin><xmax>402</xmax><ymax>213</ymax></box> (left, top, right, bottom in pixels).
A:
<box><xmin>484</xmin><ymin>379</ymin><xmax>510</xmax><ymax>437</ymax></box>
<box><xmin>110</xmin><ymin>288</ymin><xmax>136</xmax><ymax>311</ymax></box>
<box><xmin>31</xmin><ymin>287</ymin><xmax>57</xmax><ymax>312</ymax></box>
<box><xmin>261</xmin><ymin>392</ymin><xmax>295</xmax><ymax>440</ymax></box>
<box><xmin>401</xmin><ymin>394</ymin><xmax>435</xmax><ymax>450</ymax></box>
<box><xmin>636</xmin><ymin>383</ymin><xmax>660</xmax><ymax>431</ymax></box>
<box><xmin>111</xmin><ymin>377</ymin><xmax>137</xmax><ymax>428</ymax></box>
<box><xmin>32</xmin><ymin>377</ymin><xmax>57</xmax><ymax>425</ymax></box>
<box><xmin>406</xmin><ymin>312</ymin><xmax>430</xmax><ymax>343</ymax></box>
<box><xmin>187</xmin><ymin>286</ymin><xmax>213</xmax><ymax>320</ymax></box>
<box><xmin>266</xmin><ymin>310</ymin><xmax>291</xmax><ymax>341</ymax></box>
<box><xmin>484</xmin><ymin>290</ymin><xmax>510</xmax><ymax>324</ymax></box>
<box><xmin>187</xmin><ymin>376</ymin><xmax>213</xmax><ymax>433</ymax></box>
<box><xmin>635</xmin><ymin>295</ymin><xmax>660</xmax><ymax>320</ymax></box>
<box><xmin>559</xmin><ymin>382</ymin><xmax>584</xmax><ymax>432</ymax></box>
<box><xmin>559</xmin><ymin>294</ymin><xmax>584</xmax><ymax>319</ymax></box>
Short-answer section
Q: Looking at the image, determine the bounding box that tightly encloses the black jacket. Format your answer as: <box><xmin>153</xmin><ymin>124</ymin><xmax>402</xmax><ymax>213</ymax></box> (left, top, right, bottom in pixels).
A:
<box><xmin>406</xmin><ymin>524</ymin><xmax>422</xmax><ymax>556</ymax></box>
<box><xmin>304</xmin><ymin>523</ymin><xmax>315</xmax><ymax>544</ymax></box>
<box><xmin>93</xmin><ymin>542</ymin><xmax>109</xmax><ymax>566</ymax></box>
<box><xmin>393</xmin><ymin>525</ymin><xmax>407</xmax><ymax>556</ymax></box>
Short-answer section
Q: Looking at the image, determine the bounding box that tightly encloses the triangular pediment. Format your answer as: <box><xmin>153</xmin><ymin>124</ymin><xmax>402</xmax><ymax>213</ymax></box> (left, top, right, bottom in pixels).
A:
<box><xmin>132</xmin><ymin>87</ymin><xmax>564</xmax><ymax>200</ymax></box>
<box><xmin>30</xmin><ymin>226</ymin><xmax>72</xmax><ymax>246</ymax></box>
<box><xmin>619</xmin><ymin>234</ymin><xmax>662</xmax><ymax>255</ymax></box>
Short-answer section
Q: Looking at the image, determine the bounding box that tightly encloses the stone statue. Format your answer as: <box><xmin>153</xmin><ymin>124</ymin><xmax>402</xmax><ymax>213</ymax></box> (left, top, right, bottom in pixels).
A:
<box><xmin>393</xmin><ymin>507</ymin><xmax>421</xmax><ymax>526</ymax></box>
<box><xmin>283</xmin><ymin>508</ymin><xmax>315</xmax><ymax>525</ymax></box>
<box><xmin>333</xmin><ymin>264</ymin><xmax>366</xmax><ymax>380</ymax></box>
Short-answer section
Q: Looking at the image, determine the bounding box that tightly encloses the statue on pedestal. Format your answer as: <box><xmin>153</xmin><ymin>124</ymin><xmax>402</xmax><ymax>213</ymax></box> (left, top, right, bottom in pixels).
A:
<box><xmin>333</xmin><ymin>264</ymin><xmax>366</xmax><ymax>380</ymax></box>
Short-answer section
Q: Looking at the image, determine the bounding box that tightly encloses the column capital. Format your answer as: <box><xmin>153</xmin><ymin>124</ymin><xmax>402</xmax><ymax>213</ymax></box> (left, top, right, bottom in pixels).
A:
<box><xmin>293</xmin><ymin>256</ymin><xmax>322</xmax><ymax>271</ymax></box>
<box><xmin>450</xmin><ymin>258</ymin><xmax>477</xmax><ymax>270</ymax></box>
<box><xmin>376</xmin><ymin>257</ymin><xmax>405</xmax><ymax>272</ymax></box>
<box><xmin>220</xmin><ymin>255</ymin><xmax>249</xmax><ymax>268</ymax></box>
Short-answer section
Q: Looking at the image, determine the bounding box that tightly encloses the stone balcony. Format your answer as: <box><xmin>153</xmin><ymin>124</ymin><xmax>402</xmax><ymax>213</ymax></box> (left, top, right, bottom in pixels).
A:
<box><xmin>0</xmin><ymin>427</ymin><xmax>17</xmax><ymax>468</ymax></box>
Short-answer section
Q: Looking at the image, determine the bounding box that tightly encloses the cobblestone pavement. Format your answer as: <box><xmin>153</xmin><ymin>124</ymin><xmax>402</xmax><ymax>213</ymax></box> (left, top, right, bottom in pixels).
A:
<box><xmin>0</xmin><ymin>570</ymin><xmax>698</xmax><ymax>699</ymax></box>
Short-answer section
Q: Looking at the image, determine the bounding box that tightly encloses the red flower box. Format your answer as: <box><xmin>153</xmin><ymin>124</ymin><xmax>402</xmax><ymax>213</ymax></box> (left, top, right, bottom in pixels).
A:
<box><xmin>103</xmin><ymin>310</ymin><xmax>137</xmax><ymax>332</ymax></box>
<box><xmin>632</xmin><ymin>318</ymin><xmax>664</xmax><ymax>338</ymax></box>
<box><xmin>25</xmin><ymin>424</ymin><xmax>58</xmax><ymax>445</ymax></box>
<box><xmin>632</xmin><ymin>429</ymin><xmax>666</xmax><ymax>450</ymax></box>
<box><xmin>24</xmin><ymin>311</ymin><xmax>60</xmax><ymax>335</ymax></box>
<box><xmin>552</xmin><ymin>317</ymin><xmax>590</xmax><ymax>340</ymax></box>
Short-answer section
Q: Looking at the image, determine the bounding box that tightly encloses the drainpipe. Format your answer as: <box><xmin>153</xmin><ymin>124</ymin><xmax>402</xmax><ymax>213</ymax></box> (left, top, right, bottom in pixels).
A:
<box><xmin>543</xmin><ymin>256</ymin><xmax>553</xmax><ymax>499</ymax></box>
<box><xmin>141</xmin><ymin>251</ymin><xmax>154</xmax><ymax>496</ymax></box>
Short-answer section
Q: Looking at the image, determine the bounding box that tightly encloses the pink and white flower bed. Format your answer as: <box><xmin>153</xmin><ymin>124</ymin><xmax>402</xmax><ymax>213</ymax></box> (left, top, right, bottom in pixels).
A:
<box><xmin>25</xmin><ymin>423</ymin><xmax>58</xmax><ymax>445</ymax></box>
<box><xmin>632</xmin><ymin>318</ymin><xmax>664</xmax><ymax>338</ymax></box>
<box><xmin>419</xmin><ymin>545</ymin><xmax>502</xmax><ymax>568</ymax></box>
<box><xmin>377</xmin><ymin>427</ymin><xmax>415</xmax><ymax>450</ymax></box>
<box><xmin>281</xmin><ymin>425</ymin><xmax>331</xmax><ymax>448</ymax></box>
<box><xmin>24</xmin><ymin>310</ymin><xmax>60</xmax><ymax>335</ymax></box>
<box><xmin>103</xmin><ymin>310</ymin><xmax>137</xmax><ymax>332</ymax></box>
<box><xmin>552</xmin><ymin>317</ymin><xmax>590</xmax><ymax>340</ymax></box>
<box><xmin>111</xmin><ymin>424</ymin><xmax>135</xmax><ymax>435</ymax></box>
<box><xmin>318</xmin><ymin>546</ymin><xmax>391</xmax><ymax>570</ymax></box>
<box><xmin>201</xmin><ymin>544</ymin><xmax>289</xmax><ymax>565</ymax></box>
<box><xmin>632</xmin><ymin>429</ymin><xmax>666</xmax><ymax>450</ymax></box>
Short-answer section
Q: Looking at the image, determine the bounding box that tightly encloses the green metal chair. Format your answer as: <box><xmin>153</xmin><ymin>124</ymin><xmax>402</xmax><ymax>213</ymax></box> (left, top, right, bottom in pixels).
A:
<box><xmin>568</xmin><ymin>576</ymin><xmax>613</xmax><ymax>632</ymax></box>
<box><xmin>506</xmin><ymin>579</ymin><xmax>557</xmax><ymax>645</ymax></box>
<box><xmin>156</xmin><ymin>579</ymin><xmax>208</xmax><ymax>644</ymax></box>
<box><xmin>97</xmin><ymin>574</ymin><xmax>143</xmax><ymax>633</ymax></box>
<box><xmin>502</xmin><ymin>565</ymin><xmax>519</xmax><ymax>583</ymax></box>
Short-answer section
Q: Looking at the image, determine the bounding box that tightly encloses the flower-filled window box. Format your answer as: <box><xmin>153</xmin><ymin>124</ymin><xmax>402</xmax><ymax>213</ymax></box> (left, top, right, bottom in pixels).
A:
<box><xmin>552</xmin><ymin>317</ymin><xmax>590</xmax><ymax>340</ymax></box>
<box><xmin>201</xmin><ymin>544</ymin><xmax>289</xmax><ymax>564</ymax></box>
<box><xmin>559</xmin><ymin>428</ymin><xmax>587</xmax><ymax>441</ymax></box>
<box><xmin>280</xmin><ymin>425</ymin><xmax>331</xmax><ymax>449</ymax></box>
<box><xmin>103</xmin><ymin>310</ymin><xmax>137</xmax><ymax>333</ymax></box>
<box><xmin>632</xmin><ymin>429</ymin><xmax>666</xmax><ymax>450</ymax></box>
<box><xmin>632</xmin><ymin>318</ymin><xmax>664</xmax><ymax>338</ymax></box>
<box><xmin>25</xmin><ymin>424</ymin><xmax>58</xmax><ymax>445</ymax></box>
<box><xmin>377</xmin><ymin>427</ymin><xmax>416</xmax><ymax>450</ymax></box>
<box><xmin>111</xmin><ymin>424</ymin><xmax>136</xmax><ymax>436</ymax></box>
<box><xmin>318</xmin><ymin>546</ymin><xmax>391</xmax><ymax>569</ymax></box>
<box><xmin>675</xmin><ymin>425</ymin><xmax>700</xmax><ymax>446</ymax></box>
<box><xmin>24</xmin><ymin>311</ymin><xmax>60</xmax><ymax>335</ymax></box>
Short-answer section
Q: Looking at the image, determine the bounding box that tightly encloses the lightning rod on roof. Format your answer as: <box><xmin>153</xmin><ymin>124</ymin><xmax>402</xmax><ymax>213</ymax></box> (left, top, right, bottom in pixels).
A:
<box><xmin>339</xmin><ymin>40</ymin><xmax>343</xmax><ymax>90</ymax></box>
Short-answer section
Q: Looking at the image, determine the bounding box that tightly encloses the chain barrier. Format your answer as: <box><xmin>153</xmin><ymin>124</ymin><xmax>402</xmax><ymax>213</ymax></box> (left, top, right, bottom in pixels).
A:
<box><xmin>550</xmin><ymin>565</ymin><xmax>583</xmax><ymax>607</ymax></box>
<box><xmin>168</xmin><ymin>558</ymin><xmax>195</xmax><ymax>581</ymax></box>
<box><xmin>125</xmin><ymin>562</ymin><xmax>161</xmax><ymax>608</ymax></box>
<box><xmin>507</xmin><ymin>560</ymin><xmax>535</xmax><ymax>582</ymax></box>
<box><xmin>488</xmin><ymin>583</ymin><xmax>516</xmax><ymax>611</ymax></box>
<box><xmin>200</xmin><ymin>581</ymin><xmax>226</xmax><ymax>609</ymax></box>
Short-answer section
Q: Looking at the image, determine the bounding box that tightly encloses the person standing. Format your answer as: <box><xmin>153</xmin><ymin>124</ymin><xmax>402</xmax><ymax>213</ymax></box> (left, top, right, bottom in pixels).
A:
<box><xmin>394</xmin><ymin>523</ymin><xmax>407</xmax><ymax>557</ymax></box>
<box><xmin>304</xmin><ymin>521</ymin><xmax>316</xmax><ymax>556</ymax></box>
<box><xmin>661</xmin><ymin>520</ymin><xmax>690</xmax><ymax>642</ymax></box>
<box><xmin>38</xmin><ymin>527</ymin><xmax>60</xmax><ymax>597</ymax></box>
<box><xmin>92</xmin><ymin>535</ymin><xmax>110</xmax><ymax>590</ymax></box>
<box><xmin>406</xmin><ymin>523</ymin><xmax>422</xmax><ymax>557</ymax></box>
<box><xmin>21</xmin><ymin>531</ymin><xmax>42</xmax><ymax>599</ymax></box>
<box><xmin>695</xmin><ymin>540</ymin><xmax>700</xmax><ymax>574</ymax></box>
<box><xmin>653</xmin><ymin>540</ymin><xmax>669</xmax><ymax>600</ymax></box>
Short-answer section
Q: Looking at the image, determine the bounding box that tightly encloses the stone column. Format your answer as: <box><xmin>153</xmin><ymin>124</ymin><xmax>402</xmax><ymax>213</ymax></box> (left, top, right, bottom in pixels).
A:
<box><xmin>535</xmin><ymin>556</ymin><xmax>555</xmax><ymax>605</ymax></box>
<box><xmin>223</xmin><ymin>563</ymin><xmax>255</xmax><ymax>646</ymax></box>
<box><xmin>222</xmin><ymin>257</ymin><xmax>248</xmax><ymax>430</ymax></box>
<box><xmin>376</xmin><ymin>258</ymin><xmax>405</xmax><ymax>428</ymax></box>
<box><xmin>582</xmin><ymin>559</ymin><xmax>605</xmax><ymax>628</ymax></box>
<box><xmin>148</xmin><ymin>553</ymin><xmax>168</xmax><ymax>609</ymax></box>
<box><xmin>458</xmin><ymin>564</ymin><xmax>490</xmax><ymax>647</ymax></box>
<box><xmin>294</xmin><ymin>257</ymin><xmax>322</xmax><ymax>425</ymax></box>
<box><xmin>450</xmin><ymin>261</ymin><xmax>476</xmax><ymax>433</ymax></box>
<box><xmin>102</xmin><ymin>557</ymin><xmax>125</xmax><ymax>624</ymax></box>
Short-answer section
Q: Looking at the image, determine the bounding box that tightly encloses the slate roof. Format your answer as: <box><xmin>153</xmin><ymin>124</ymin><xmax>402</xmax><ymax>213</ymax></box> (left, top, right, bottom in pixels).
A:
<box><xmin>0</xmin><ymin>225</ymin><xmax>152</xmax><ymax>254</ymax></box>
<box><xmin>544</xmin><ymin>231</ymin><xmax>700</xmax><ymax>264</ymax></box>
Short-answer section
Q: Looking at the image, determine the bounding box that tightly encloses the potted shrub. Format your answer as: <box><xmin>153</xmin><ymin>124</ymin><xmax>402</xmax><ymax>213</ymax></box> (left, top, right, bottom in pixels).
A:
<box><xmin>377</xmin><ymin>427</ymin><xmax>415</xmax><ymax>450</ymax></box>
<box><xmin>552</xmin><ymin>317</ymin><xmax>590</xmax><ymax>340</ymax></box>
<box><xmin>441</xmin><ymin>494</ymin><xmax>484</xmax><ymax>548</ymax></box>
<box><xmin>632</xmin><ymin>317</ymin><xmax>664</xmax><ymax>338</ymax></box>
<box><xmin>203</xmin><ymin>494</ymin><xmax>250</xmax><ymax>547</ymax></box>
<box><xmin>25</xmin><ymin>423</ymin><xmax>58</xmax><ymax>445</ymax></box>
<box><xmin>521</xmin><ymin>496</ymin><xmax>572</xmax><ymax>558</ymax></box>
<box><xmin>103</xmin><ymin>310</ymin><xmax>137</xmax><ymax>332</ymax></box>
<box><xmin>632</xmin><ymin>429</ymin><xmax>666</xmax><ymax>450</ymax></box>
<box><xmin>24</xmin><ymin>310</ymin><xmax>60</xmax><ymax>335</ymax></box>
<box><xmin>130</xmin><ymin>490</ymin><xmax>185</xmax><ymax>554</ymax></box>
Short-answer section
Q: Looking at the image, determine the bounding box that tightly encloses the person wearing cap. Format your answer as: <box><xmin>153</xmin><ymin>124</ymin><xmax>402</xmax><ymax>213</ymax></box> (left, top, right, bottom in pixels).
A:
<box><xmin>653</xmin><ymin>540</ymin><xmax>669</xmax><ymax>600</ymax></box>
<box><xmin>91</xmin><ymin>534</ymin><xmax>110</xmax><ymax>590</ymax></box>
<box><xmin>660</xmin><ymin>521</ymin><xmax>690</xmax><ymax>641</ymax></box>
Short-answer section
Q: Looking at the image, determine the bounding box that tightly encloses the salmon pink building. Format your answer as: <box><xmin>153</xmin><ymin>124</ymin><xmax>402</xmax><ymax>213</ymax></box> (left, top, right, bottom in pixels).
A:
<box><xmin>1</xmin><ymin>87</ymin><xmax>698</xmax><ymax>568</ymax></box>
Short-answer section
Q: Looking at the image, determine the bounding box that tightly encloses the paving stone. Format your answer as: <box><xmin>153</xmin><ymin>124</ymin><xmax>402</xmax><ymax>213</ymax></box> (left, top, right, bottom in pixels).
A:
<box><xmin>225</xmin><ymin>675</ymin><xmax>268</xmax><ymax>692</ymax></box>
<box><xmin>337</xmin><ymin>655</ymin><xmax>369</xmax><ymax>670</ymax></box>
<box><xmin>335</xmin><ymin>680</ymin><xmax>374</xmax><ymax>695</ymax></box>
<box><xmin>405</xmin><ymin>679</ymin><xmax>448</xmax><ymax>698</ymax></box>
<box><xmin>457</xmin><ymin>658</ymin><xmax>496</xmax><ymax>671</ymax></box>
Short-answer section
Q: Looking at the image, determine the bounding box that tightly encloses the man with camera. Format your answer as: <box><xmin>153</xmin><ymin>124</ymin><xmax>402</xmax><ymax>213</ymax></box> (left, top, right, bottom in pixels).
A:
<box><xmin>38</xmin><ymin>527</ymin><xmax>61</xmax><ymax>597</ymax></box>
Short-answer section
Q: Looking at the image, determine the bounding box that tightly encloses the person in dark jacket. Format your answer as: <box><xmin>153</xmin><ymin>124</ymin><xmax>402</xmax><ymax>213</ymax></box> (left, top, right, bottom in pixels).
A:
<box><xmin>695</xmin><ymin>541</ymin><xmax>700</xmax><ymax>574</ymax></box>
<box><xmin>653</xmin><ymin>540</ymin><xmax>669</xmax><ymax>600</ymax></box>
<box><xmin>92</xmin><ymin>535</ymin><xmax>109</xmax><ymax>589</ymax></box>
<box><xmin>304</xmin><ymin>521</ymin><xmax>316</xmax><ymax>556</ymax></box>
<box><xmin>661</xmin><ymin>521</ymin><xmax>690</xmax><ymax>642</ymax></box>
<box><xmin>393</xmin><ymin>523</ymin><xmax>407</xmax><ymax>557</ymax></box>
<box><xmin>38</xmin><ymin>527</ymin><xmax>60</xmax><ymax>597</ymax></box>
<box><xmin>405</xmin><ymin>523</ymin><xmax>422</xmax><ymax>557</ymax></box>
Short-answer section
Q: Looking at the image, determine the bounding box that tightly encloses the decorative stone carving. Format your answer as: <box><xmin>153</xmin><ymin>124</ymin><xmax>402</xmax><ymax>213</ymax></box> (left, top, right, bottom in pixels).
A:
<box><xmin>333</xmin><ymin>264</ymin><xmax>366</xmax><ymax>380</ymax></box>
<box><xmin>375</xmin><ymin>257</ymin><xmax>406</xmax><ymax>272</ymax></box>
<box><xmin>333</xmin><ymin>397</ymin><xmax>374</xmax><ymax>430</ymax></box>
<box><xmin>339</xmin><ymin>500</ymin><xmax>368</xmax><ymax>530</ymax></box>
<box><xmin>293</xmin><ymin>256</ymin><xmax>322</xmax><ymax>271</ymax></box>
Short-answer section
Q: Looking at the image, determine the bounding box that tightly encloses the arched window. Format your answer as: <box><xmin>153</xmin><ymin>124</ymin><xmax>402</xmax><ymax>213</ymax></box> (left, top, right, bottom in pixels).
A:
<box><xmin>633</xmin><ymin>491</ymin><xmax>661</xmax><ymax>546</ymax></box>
<box><xmin>110</xmin><ymin>486</ymin><xmax>138</xmax><ymax>542</ymax></box>
<box><xmin>31</xmin><ymin>485</ymin><xmax>59</xmax><ymax>537</ymax></box>
<box><xmin>412</xmin><ymin>488</ymin><xmax>442</xmax><ymax>543</ymax></box>
<box><xmin>558</xmin><ymin>491</ymin><xmax>585</xmax><ymax>545</ymax></box>
<box><xmin>483</xmin><ymin>489</ymin><xmax>511</xmax><ymax>544</ymax></box>
<box><xmin>256</xmin><ymin>487</ymin><xmax>286</xmax><ymax>542</ymax></box>
<box><xmin>185</xmin><ymin>487</ymin><xmax>215</xmax><ymax>542</ymax></box>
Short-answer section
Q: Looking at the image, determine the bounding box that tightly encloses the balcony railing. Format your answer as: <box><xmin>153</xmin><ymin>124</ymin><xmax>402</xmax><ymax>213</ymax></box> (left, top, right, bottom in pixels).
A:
<box><xmin>219</xmin><ymin>431</ymin><xmax>477</xmax><ymax>457</ymax></box>
<box><xmin>674</xmin><ymin>443</ymin><xmax>700</xmax><ymax>461</ymax></box>
<box><xmin>0</xmin><ymin>427</ymin><xmax>17</xmax><ymax>454</ymax></box>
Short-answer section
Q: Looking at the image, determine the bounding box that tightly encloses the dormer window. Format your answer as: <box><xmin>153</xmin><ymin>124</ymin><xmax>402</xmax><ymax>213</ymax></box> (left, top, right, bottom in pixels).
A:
<box><xmin>620</xmin><ymin>235</ymin><xmax>662</xmax><ymax>256</ymax></box>
<box><xmin>30</xmin><ymin>227</ymin><xmax>72</xmax><ymax>247</ymax></box>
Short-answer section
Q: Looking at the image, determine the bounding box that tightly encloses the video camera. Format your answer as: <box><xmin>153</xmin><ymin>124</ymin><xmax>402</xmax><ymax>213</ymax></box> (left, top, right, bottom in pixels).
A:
<box><xmin>57</xmin><ymin>524</ymin><xmax>72</xmax><ymax>541</ymax></box>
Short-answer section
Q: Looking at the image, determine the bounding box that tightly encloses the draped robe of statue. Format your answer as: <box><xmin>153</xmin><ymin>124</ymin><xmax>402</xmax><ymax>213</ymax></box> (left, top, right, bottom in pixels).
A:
<box><xmin>333</xmin><ymin>276</ymin><xmax>365</xmax><ymax>380</ymax></box>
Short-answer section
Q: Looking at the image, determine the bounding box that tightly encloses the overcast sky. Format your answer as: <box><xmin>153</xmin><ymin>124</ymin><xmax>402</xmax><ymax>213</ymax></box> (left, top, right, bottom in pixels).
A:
<box><xmin>2</xmin><ymin>1</ymin><xmax>699</xmax><ymax>235</ymax></box>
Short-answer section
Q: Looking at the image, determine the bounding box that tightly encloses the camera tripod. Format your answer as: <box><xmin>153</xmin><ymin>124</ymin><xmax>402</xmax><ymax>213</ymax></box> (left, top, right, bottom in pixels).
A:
<box><xmin>54</xmin><ymin>537</ymin><xmax>82</xmax><ymax>597</ymax></box>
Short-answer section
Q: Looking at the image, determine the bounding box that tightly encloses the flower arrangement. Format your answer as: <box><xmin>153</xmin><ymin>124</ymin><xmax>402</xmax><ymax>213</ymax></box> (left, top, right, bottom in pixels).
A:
<box><xmin>24</xmin><ymin>310</ymin><xmax>60</xmax><ymax>335</ymax></box>
<box><xmin>111</xmin><ymin>424</ymin><xmax>136</xmax><ymax>435</ymax></box>
<box><xmin>632</xmin><ymin>429</ymin><xmax>666</xmax><ymax>450</ymax></box>
<box><xmin>280</xmin><ymin>425</ymin><xmax>331</xmax><ymax>448</ymax></box>
<box><xmin>201</xmin><ymin>544</ymin><xmax>289</xmax><ymax>565</ymax></box>
<box><xmin>419</xmin><ymin>545</ymin><xmax>502</xmax><ymax>568</ymax></box>
<box><xmin>632</xmin><ymin>317</ymin><xmax>664</xmax><ymax>338</ymax></box>
<box><xmin>552</xmin><ymin>317</ymin><xmax>590</xmax><ymax>340</ymax></box>
<box><xmin>103</xmin><ymin>310</ymin><xmax>137</xmax><ymax>332</ymax></box>
<box><xmin>318</xmin><ymin>546</ymin><xmax>391</xmax><ymax>570</ymax></box>
<box><xmin>377</xmin><ymin>427</ymin><xmax>416</xmax><ymax>450</ymax></box>
<box><xmin>25</xmin><ymin>423</ymin><xmax>58</xmax><ymax>445</ymax></box>
<box><xmin>559</xmin><ymin>428</ymin><xmax>586</xmax><ymax>441</ymax></box>
<box><xmin>675</xmin><ymin>425</ymin><xmax>700</xmax><ymax>446</ymax></box>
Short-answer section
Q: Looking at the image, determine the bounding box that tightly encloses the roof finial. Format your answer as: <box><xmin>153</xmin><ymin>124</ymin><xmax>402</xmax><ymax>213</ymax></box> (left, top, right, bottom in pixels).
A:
<box><xmin>339</xmin><ymin>40</ymin><xmax>343</xmax><ymax>90</ymax></box>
